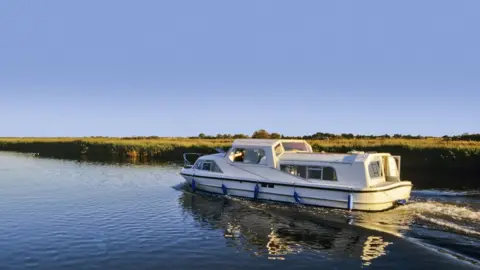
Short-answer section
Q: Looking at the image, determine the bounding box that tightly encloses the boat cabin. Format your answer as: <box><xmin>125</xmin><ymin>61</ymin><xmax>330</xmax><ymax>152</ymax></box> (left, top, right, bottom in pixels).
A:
<box><xmin>222</xmin><ymin>139</ymin><xmax>402</xmax><ymax>188</ymax></box>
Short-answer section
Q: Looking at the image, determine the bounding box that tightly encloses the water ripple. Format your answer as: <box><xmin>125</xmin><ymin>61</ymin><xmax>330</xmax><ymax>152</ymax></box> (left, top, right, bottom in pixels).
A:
<box><xmin>0</xmin><ymin>152</ymin><xmax>478</xmax><ymax>269</ymax></box>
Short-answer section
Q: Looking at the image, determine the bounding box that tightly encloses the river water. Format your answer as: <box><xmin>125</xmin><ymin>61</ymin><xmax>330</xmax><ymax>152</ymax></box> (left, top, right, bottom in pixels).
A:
<box><xmin>0</xmin><ymin>152</ymin><xmax>479</xmax><ymax>269</ymax></box>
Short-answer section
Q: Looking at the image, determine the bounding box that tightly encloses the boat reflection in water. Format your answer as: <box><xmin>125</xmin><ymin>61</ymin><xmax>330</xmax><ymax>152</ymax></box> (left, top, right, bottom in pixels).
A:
<box><xmin>178</xmin><ymin>189</ymin><xmax>415</xmax><ymax>266</ymax></box>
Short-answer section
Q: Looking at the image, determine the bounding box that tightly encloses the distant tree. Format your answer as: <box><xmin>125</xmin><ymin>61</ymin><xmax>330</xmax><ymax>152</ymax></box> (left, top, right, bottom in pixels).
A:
<box><xmin>341</xmin><ymin>133</ymin><xmax>355</xmax><ymax>139</ymax></box>
<box><xmin>270</xmin><ymin>132</ymin><xmax>281</xmax><ymax>139</ymax></box>
<box><xmin>232</xmin><ymin>134</ymin><xmax>249</xmax><ymax>139</ymax></box>
<box><xmin>252</xmin><ymin>129</ymin><xmax>270</xmax><ymax>139</ymax></box>
<box><xmin>199</xmin><ymin>133</ymin><xmax>206</xmax><ymax>139</ymax></box>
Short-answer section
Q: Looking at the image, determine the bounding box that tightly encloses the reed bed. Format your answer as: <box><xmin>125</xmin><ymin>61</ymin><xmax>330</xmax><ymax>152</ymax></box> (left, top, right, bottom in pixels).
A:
<box><xmin>1</xmin><ymin>137</ymin><xmax>479</xmax><ymax>170</ymax></box>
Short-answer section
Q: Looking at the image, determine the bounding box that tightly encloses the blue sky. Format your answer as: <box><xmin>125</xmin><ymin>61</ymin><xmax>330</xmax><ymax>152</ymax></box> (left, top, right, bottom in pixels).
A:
<box><xmin>0</xmin><ymin>0</ymin><xmax>478</xmax><ymax>137</ymax></box>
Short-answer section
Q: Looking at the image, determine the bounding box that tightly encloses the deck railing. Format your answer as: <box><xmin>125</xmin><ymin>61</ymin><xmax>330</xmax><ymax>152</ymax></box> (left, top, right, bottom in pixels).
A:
<box><xmin>183</xmin><ymin>153</ymin><xmax>203</xmax><ymax>168</ymax></box>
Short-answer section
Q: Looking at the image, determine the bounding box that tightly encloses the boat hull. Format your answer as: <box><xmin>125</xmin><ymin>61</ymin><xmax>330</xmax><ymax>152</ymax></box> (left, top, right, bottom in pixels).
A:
<box><xmin>180</xmin><ymin>173</ymin><xmax>412</xmax><ymax>212</ymax></box>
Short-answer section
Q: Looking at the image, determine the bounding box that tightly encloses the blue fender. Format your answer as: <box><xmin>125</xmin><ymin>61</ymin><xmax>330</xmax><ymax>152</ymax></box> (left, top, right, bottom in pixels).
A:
<box><xmin>254</xmin><ymin>183</ymin><xmax>259</xmax><ymax>199</ymax></box>
<box><xmin>348</xmin><ymin>194</ymin><xmax>353</xmax><ymax>210</ymax></box>
<box><xmin>294</xmin><ymin>191</ymin><xmax>301</xmax><ymax>203</ymax></box>
<box><xmin>191</xmin><ymin>178</ymin><xmax>196</xmax><ymax>192</ymax></box>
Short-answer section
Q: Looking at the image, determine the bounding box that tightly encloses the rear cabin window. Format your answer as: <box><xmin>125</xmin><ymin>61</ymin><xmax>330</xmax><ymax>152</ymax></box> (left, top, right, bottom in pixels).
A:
<box><xmin>280</xmin><ymin>164</ymin><xmax>336</xmax><ymax>181</ymax></box>
<box><xmin>274</xmin><ymin>144</ymin><xmax>284</xmax><ymax>156</ymax></box>
<box><xmin>369</xmin><ymin>161</ymin><xmax>383</xmax><ymax>178</ymax></box>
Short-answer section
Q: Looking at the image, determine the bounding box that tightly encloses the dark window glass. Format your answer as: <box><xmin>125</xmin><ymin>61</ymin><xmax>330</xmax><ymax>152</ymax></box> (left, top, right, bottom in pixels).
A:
<box><xmin>280</xmin><ymin>164</ymin><xmax>307</xmax><ymax>178</ymax></box>
<box><xmin>323</xmin><ymin>167</ymin><xmax>337</xmax><ymax>181</ymax></box>
<box><xmin>202</xmin><ymin>162</ymin><xmax>211</xmax><ymax>171</ymax></box>
<box><xmin>297</xmin><ymin>166</ymin><xmax>307</xmax><ymax>178</ymax></box>
<box><xmin>308</xmin><ymin>168</ymin><xmax>323</xmax><ymax>179</ymax></box>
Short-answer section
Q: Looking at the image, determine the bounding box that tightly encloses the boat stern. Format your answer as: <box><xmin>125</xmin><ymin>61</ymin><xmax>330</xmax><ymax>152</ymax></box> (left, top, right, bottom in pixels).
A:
<box><xmin>353</xmin><ymin>181</ymin><xmax>413</xmax><ymax>211</ymax></box>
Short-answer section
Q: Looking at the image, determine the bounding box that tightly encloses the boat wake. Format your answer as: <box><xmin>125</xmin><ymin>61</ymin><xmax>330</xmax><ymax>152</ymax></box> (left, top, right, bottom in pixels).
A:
<box><xmin>406</xmin><ymin>201</ymin><xmax>480</xmax><ymax>225</ymax></box>
<box><xmin>176</xmin><ymin>184</ymin><xmax>480</xmax><ymax>266</ymax></box>
<box><xmin>414</xmin><ymin>213</ymin><xmax>480</xmax><ymax>237</ymax></box>
<box><xmin>412</xmin><ymin>189</ymin><xmax>480</xmax><ymax>197</ymax></box>
<box><xmin>355</xmin><ymin>199</ymin><xmax>480</xmax><ymax>266</ymax></box>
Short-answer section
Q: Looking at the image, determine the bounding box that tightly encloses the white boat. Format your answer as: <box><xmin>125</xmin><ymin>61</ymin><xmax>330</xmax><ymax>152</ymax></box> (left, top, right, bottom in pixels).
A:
<box><xmin>180</xmin><ymin>139</ymin><xmax>412</xmax><ymax>211</ymax></box>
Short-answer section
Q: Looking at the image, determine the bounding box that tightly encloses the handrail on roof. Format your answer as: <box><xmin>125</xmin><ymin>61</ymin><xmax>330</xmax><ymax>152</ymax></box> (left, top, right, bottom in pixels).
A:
<box><xmin>183</xmin><ymin>153</ymin><xmax>203</xmax><ymax>168</ymax></box>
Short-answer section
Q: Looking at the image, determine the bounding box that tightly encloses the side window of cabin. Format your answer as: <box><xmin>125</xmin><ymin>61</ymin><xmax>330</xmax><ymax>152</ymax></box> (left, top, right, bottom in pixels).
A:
<box><xmin>307</xmin><ymin>166</ymin><xmax>323</xmax><ymax>179</ymax></box>
<box><xmin>322</xmin><ymin>167</ymin><xmax>337</xmax><ymax>181</ymax></box>
<box><xmin>369</xmin><ymin>161</ymin><xmax>383</xmax><ymax>178</ymax></box>
<box><xmin>230</xmin><ymin>148</ymin><xmax>267</xmax><ymax>165</ymax></box>
<box><xmin>280</xmin><ymin>165</ymin><xmax>306</xmax><ymax>178</ymax></box>
<box><xmin>281</xmin><ymin>164</ymin><xmax>337</xmax><ymax>181</ymax></box>
<box><xmin>194</xmin><ymin>160</ymin><xmax>222</xmax><ymax>173</ymax></box>
<box><xmin>202</xmin><ymin>161</ymin><xmax>212</xmax><ymax>171</ymax></box>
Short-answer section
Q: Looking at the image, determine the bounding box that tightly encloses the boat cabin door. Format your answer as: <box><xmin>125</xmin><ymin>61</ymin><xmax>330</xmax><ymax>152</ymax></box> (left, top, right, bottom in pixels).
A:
<box><xmin>383</xmin><ymin>155</ymin><xmax>401</xmax><ymax>182</ymax></box>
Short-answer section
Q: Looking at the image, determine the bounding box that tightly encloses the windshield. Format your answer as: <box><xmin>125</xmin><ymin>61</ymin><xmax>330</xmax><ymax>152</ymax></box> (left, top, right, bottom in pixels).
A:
<box><xmin>282</xmin><ymin>142</ymin><xmax>308</xmax><ymax>152</ymax></box>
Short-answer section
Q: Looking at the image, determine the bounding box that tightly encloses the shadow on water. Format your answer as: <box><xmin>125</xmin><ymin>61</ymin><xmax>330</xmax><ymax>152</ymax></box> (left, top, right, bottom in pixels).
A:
<box><xmin>176</xmin><ymin>184</ymin><xmax>480</xmax><ymax>268</ymax></box>
<box><xmin>18</xmin><ymin>151</ymin><xmax>480</xmax><ymax>190</ymax></box>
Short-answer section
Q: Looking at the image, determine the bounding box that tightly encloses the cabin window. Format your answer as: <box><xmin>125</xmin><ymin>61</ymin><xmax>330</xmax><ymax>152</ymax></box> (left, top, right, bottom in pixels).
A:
<box><xmin>322</xmin><ymin>167</ymin><xmax>337</xmax><ymax>181</ymax></box>
<box><xmin>280</xmin><ymin>164</ymin><xmax>307</xmax><ymax>178</ymax></box>
<box><xmin>195</xmin><ymin>160</ymin><xmax>222</xmax><ymax>173</ymax></box>
<box><xmin>281</xmin><ymin>164</ymin><xmax>337</xmax><ymax>181</ymax></box>
<box><xmin>369</xmin><ymin>161</ymin><xmax>383</xmax><ymax>178</ymax></box>
<box><xmin>307</xmin><ymin>166</ymin><xmax>323</xmax><ymax>179</ymax></box>
<box><xmin>194</xmin><ymin>160</ymin><xmax>203</xmax><ymax>169</ymax></box>
<box><xmin>274</xmin><ymin>144</ymin><xmax>284</xmax><ymax>156</ymax></box>
<box><xmin>282</xmin><ymin>142</ymin><xmax>308</xmax><ymax>152</ymax></box>
<box><xmin>202</xmin><ymin>161</ymin><xmax>211</xmax><ymax>171</ymax></box>
<box><xmin>230</xmin><ymin>148</ymin><xmax>267</xmax><ymax>165</ymax></box>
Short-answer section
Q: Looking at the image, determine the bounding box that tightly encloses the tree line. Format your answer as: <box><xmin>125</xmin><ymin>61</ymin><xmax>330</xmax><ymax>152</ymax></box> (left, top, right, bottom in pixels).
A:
<box><xmin>85</xmin><ymin>130</ymin><xmax>480</xmax><ymax>141</ymax></box>
<box><xmin>189</xmin><ymin>130</ymin><xmax>480</xmax><ymax>141</ymax></box>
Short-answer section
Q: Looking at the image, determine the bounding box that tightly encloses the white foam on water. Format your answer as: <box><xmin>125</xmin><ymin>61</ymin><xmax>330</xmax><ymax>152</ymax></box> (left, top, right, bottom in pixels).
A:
<box><xmin>415</xmin><ymin>213</ymin><xmax>480</xmax><ymax>237</ymax></box>
<box><xmin>405</xmin><ymin>201</ymin><xmax>480</xmax><ymax>223</ymax></box>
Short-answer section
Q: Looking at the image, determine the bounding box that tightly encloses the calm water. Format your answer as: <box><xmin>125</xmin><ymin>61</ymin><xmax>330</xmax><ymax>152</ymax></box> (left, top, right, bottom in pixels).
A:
<box><xmin>0</xmin><ymin>152</ymin><xmax>479</xmax><ymax>270</ymax></box>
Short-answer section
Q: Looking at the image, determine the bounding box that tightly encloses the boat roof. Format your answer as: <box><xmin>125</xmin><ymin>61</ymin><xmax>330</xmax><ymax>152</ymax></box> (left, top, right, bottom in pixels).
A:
<box><xmin>232</xmin><ymin>139</ymin><xmax>308</xmax><ymax>147</ymax></box>
<box><xmin>279</xmin><ymin>152</ymin><xmax>370</xmax><ymax>164</ymax></box>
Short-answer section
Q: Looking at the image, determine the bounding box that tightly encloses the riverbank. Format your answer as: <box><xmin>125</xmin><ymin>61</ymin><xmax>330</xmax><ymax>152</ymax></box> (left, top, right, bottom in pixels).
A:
<box><xmin>1</xmin><ymin>137</ymin><xmax>479</xmax><ymax>170</ymax></box>
<box><xmin>1</xmin><ymin>137</ymin><xmax>479</xmax><ymax>189</ymax></box>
